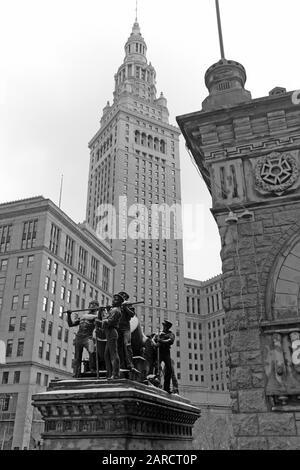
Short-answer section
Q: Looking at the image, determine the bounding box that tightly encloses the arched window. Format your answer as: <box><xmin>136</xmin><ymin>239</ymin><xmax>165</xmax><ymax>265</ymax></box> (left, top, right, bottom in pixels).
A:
<box><xmin>141</xmin><ymin>133</ymin><xmax>146</xmax><ymax>146</ymax></box>
<box><xmin>135</xmin><ymin>130</ymin><xmax>140</xmax><ymax>145</ymax></box>
<box><xmin>160</xmin><ymin>140</ymin><xmax>166</xmax><ymax>154</ymax></box>
<box><xmin>148</xmin><ymin>135</ymin><xmax>153</xmax><ymax>149</ymax></box>
<box><xmin>154</xmin><ymin>138</ymin><xmax>159</xmax><ymax>151</ymax></box>
<box><xmin>136</xmin><ymin>43</ymin><xmax>139</xmax><ymax>52</ymax></box>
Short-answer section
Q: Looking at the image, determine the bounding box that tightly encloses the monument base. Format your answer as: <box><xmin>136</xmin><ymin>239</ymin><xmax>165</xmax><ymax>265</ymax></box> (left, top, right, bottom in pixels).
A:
<box><xmin>32</xmin><ymin>378</ymin><xmax>200</xmax><ymax>450</ymax></box>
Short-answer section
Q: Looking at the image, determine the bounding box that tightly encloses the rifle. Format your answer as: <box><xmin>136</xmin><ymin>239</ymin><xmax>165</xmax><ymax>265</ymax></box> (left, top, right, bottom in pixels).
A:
<box><xmin>62</xmin><ymin>301</ymin><xmax>144</xmax><ymax>316</ymax></box>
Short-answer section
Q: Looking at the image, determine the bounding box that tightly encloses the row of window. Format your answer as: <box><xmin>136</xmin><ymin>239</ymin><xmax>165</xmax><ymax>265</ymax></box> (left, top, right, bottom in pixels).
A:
<box><xmin>48</xmin><ymin>228</ymin><xmax>110</xmax><ymax>290</ymax></box>
<box><xmin>3</xmin><ymin>294</ymin><xmax>30</xmax><ymax>311</ymax></box>
<box><xmin>2</xmin><ymin>370</ymin><xmax>21</xmax><ymax>385</ymax></box>
<box><xmin>0</xmin><ymin>255</ymin><xmax>34</xmax><ymax>275</ymax></box>
<box><xmin>134</xmin><ymin>131</ymin><xmax>166</xmax><ymax>154</ymax></box>
<box><xmin>1</xmin><ymin>370</ymin><xmax>50</xmax><ymax>387</ymax></box>
<box><xmin>47</xmin><ymin>256</ymin><xmax>110</xmax><ymax>294</ymax></box>
<box><xmin>40</xmin><ymin>319</ymin><xmax>69</xmax><ymax>342</ymax></box>
<box><xmin>38</xmin><ymin>341</ymin><xmax>68</xmax><ymax>366</ymax></box>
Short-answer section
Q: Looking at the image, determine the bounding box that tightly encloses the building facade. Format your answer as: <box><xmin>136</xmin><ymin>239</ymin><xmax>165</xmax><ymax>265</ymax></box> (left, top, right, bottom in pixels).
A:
<box><xmin>0</xmin><ymin>196</ymin><xmax>114</xmax><ymax>449</ymax></box>
<box><xmin>184</xmin><ymin>276</ymin><xmax>228</xmax><ymax>395</ymax></box>
<box><xmin>85</xmin><ymin>20</ymin><xmax>190</xmax><ymax>384</ymax></box>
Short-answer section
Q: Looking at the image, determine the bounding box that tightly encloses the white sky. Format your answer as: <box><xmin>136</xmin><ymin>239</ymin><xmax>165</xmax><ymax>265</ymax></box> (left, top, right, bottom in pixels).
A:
<box><xmin>1</xmin><ymin>0</ymin><xmax>300</xmax><ymax>281</ymax></box>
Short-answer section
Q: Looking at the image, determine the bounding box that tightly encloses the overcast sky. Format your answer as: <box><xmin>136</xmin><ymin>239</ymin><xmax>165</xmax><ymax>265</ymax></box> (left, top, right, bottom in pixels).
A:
<box><xmin>1</xmin><ymin>0</ymin><xmax>300</xmax><ymax>281</ymax></box>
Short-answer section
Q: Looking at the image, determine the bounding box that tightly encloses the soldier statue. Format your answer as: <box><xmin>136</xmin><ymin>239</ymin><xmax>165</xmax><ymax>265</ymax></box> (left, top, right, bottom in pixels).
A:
<box><xmin>66</xmin><ymin>300</ymin><xmax>99</xmax><ymax>378</ymax></box>
<box><xmin>154</xmin><ymin>320</ymin><xmax>175</xmax><ymax>394</ymax></box>
<box><xmin>117</xmin><ymin>291</ymin><xmax>139</xmax><ymax>373</ymax></box>
<box><xmin>96</xmin><ymin>293</ymin><xmax>123</xmax><ymax>380</ymax></box>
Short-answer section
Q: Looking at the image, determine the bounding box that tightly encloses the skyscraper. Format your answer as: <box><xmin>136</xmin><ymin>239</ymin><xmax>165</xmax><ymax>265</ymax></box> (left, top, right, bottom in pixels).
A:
<box><xmin>85</xmin><ymin>19</ymin><xmax>189</xmax><ymax>383</ymax></box>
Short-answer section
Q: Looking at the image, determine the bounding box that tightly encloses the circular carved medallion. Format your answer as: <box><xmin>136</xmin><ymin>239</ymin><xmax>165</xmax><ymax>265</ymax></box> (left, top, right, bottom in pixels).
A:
<box><xmin>255</xmin><ymin>152</ymin><xmax>299</xmax><ymax>195</ymax></box>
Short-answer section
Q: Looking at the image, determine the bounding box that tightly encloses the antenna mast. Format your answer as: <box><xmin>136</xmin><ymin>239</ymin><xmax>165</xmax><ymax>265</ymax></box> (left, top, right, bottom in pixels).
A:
<box><xmin>215</xmin><ymin>0</ymin><xmax>225</xmax><ymax>59</ymax></box>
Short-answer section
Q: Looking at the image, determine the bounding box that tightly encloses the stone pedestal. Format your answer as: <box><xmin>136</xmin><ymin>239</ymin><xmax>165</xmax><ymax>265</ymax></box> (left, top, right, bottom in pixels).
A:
<box><xmin>32</xmin><ymin>378</ymin><xmax>200</xmax><ymax>450</ymax></box>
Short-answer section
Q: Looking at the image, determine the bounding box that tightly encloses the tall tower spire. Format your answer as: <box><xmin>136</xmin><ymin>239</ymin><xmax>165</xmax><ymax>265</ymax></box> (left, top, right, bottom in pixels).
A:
<box><xmin>135</xmin><ymin>0</ymin><xmax>138</xmax><ymax>22</ymax></box>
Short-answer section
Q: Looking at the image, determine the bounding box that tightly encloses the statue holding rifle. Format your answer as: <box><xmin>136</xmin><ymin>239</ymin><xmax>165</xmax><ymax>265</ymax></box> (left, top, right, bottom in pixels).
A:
<box><xmin>66</xmin><ymin>300</ymin><xmax>99</xmax><ymax>378</ymax></box>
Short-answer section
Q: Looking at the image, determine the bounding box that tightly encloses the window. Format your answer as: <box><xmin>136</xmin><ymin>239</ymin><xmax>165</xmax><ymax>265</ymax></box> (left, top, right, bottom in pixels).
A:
<box><xmin>9</xmin><ymin>317</ymin><xmax>16</xmax><ymax>332</ymax></box>
<box><xmin>47</xmin><ymin>322</ymin><xmax>53</xmax><ymax>336</ymax></box>
<box><xmin>64</xmin><ymin>329</ymin><xmax>69</xmax><ymax>343</ymax></box>
<box><xmin>42</xmin><ymin>297</ymin><xmax>48</xmax><ymax>312</ymax></box>
<box><xmin>22</xmin><ymin>294</ymin><xmax>29</xmax><ymax>309</ymax></box>
<box><xmin>59</xmin><ymin>306</ymin><xmax>64</xmax><ymax>318</ymax></box>
<box><xmin>49</xmin><ymin>300</ymin><xmax>55</xmax><ymax>315</ymax></box>
<box><xmin>2</xmin><ymin>372</ymin><xmax>9</xmax><ymax>384</ymax></box>
<box><xmin>49</xmin><ymin>223</ymin><xmax>60</xmax><ymax>255</ymax></box>
<box><xmin>102</xmin><ymin>265</ymin><xmax>110</xmax><ymax>291</ymax></box>
<box><xmin>63</xmin><ymin>349</ymin><xmax>67</xmax><ymax>366</ymax></box>
<box><xmin>36</xmin><ymin>372</ymin><xmax>41</xmax><ymax>385</ymax></box>
<box><xmin>53</xmin><ymin>262</ymin><xmax>58</xmax><ymax>275</ymax></box>
<box><xmin>0</xmin><ymin>225</ymin><xmax>12</xmax><ymax>252</ymax></box>
<box><xmin>38</xmin><ymin>340</ymin><xmax>44</xmax><ymax>358</ymax></box>
<box><xmin>25</xmin><ymin>273</ymin><xmax>32</xmax><ymax>288</ymax></box>
<box><xmin>21</xmin><ymin>219</ymin><xmax>38</xmax><ymax>249</ymax></box>
<box><xmin>78</xmin><ymin>247</ymin><xmax>87</xmax><ymax>275</ymax></box>
<box><xmin>44</xmin><ymin>276</ymin><xmax>50</xmax><ymax>291</ymax></box>
<box><xmin>90</xmin><ymin>256</ymin><xmax>99</xmax><ymax>284</ymax></box>
<box><xmin>58</xmin><ymin>326</ymin><xmax>62</xmax><ymax>340</ymax></box>
<box><xmin>68</xmin><ymin>273</ymin><xmax>73</xmax><ymax>285</ymax></box>
<box><xmin>62</xmin><ymin>268</ymin><xmax>67</xmax><ymax>281</ymax></box>
<box><xmin>51</xmin><ymin>280</ymin><xmax>56</xmax><ymax>294</ymax></box>
<box><xmin>44</xmin><ymin>374</ymin><xmax>49</xmax><ymax>387</ymax></box>
<box><xmin>41</xmin><ymin>318</ymin><xmax>46</xmax><ymax>333</ymax></box>
<box><xmin>27</xmin><ymin>255</ymin><xmax>34</xmax><ymax>268</ymax></box>
<box><xmin>20</xmin><ymin>316</ymin><xmax>27</xmax><ymax>332</ymax></box>
<box><xmin>67</xmin><ymin>290</ymin><xmax>72</xmax><ymax>303</ymax></box>
<box><xmin>47</xmin><ymin>258</ymin><xmax>52</xmax><ymax>270</ymax></box>
<box><xmin>0</xmin><ymin>259</ymin><xmax>8</xmax><ymax>271</ymax></box>
<box><xmin>64</xmin><ymin>235</ymin><xmax>74</xmax><ymax>265</ymax></box>
<box><xmin>0</xmin><ymin>395</ymin><xmax>10</xmax><ymax>411</ymax></box>
<box><xmin>45</xmin><ymin>343</ymin><xmax>51</xmax><ymax>361</ymax></box>
<box><xmin>56</xmin><ymin>347</ymin><xmax>61</xmax><ymax>364</ymax></box>
<box><xmin>17</xmin><ymin>256</ymin><xmax>24</xmax><ymax>269</ymax></box>
<box><xmin>61</xmin><ymin>286</ymin><xmax>65</xmax><ymax>300</ymax></box>
<box><xmin>0</xmin><ymin>297</ymin><xmax>2</xmax><ymax>310</ymax></box>
<box><xmin>14</xmin><ymin>371</ymin><xmax>20</xmax><ymax>384</ymax></box>
<box><xmin>17</xmin><ymin>339</ymin><xmax>24</xmax><ymax>357</ymax></box>
<box><xmin>11</xmin><ymin>295</ymin><xmax>18</xmax><ymax>310</ymax></box>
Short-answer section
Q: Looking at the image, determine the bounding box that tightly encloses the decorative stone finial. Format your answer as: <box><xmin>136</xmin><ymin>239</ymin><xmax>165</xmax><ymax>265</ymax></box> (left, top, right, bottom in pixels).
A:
<box><xmin>202</xmin><ymin>59</ymin><xmax>252</xmax><ymax>111</ymax></box>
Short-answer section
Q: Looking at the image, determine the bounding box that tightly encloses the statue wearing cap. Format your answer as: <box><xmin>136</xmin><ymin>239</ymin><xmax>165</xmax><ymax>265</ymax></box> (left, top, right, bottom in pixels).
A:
<box><xmin>155</xmin><ymin>320</ymin><xmax>175</xmax><ymax>394</ymax></box>
<box><xmin>66</xmin><ymin>300</ymin><xmax>99</xmax><ymax>378</ymax></box>
<box><xmin>117</xmin><ymin>291</ymin><xmax>137</xmax><ymax>372</ymax></box>
<box><xmin>97</xmin><ymin>293</ymin><xmax>123</xmax><ymax>379</ymax></box>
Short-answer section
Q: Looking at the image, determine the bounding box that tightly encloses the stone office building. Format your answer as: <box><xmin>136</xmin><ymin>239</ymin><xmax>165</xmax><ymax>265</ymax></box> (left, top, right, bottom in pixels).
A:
<box><xmin>0</xmin><ymin>196</ymin><xmax>114</xmax><ymax>449</ymax></box>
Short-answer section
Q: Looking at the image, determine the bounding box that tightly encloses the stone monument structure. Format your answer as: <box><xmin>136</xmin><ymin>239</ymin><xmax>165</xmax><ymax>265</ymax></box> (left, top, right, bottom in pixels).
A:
<box><xmin>32</xmin><ymin>378</ymin><xmax>200</xmax><ymax>450</ymax></box>
<box><xmin>177</xmin><ymin>38</ymin><xmax>300</xmax><ymax>450</ymax></box>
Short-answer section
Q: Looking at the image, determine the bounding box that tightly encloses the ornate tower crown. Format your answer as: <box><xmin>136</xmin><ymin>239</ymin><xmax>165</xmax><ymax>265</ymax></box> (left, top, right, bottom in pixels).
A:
<box><xmin>124</xmin><ymin>21</ymin><xmax>147</xmax><ymax>64</ymax></box>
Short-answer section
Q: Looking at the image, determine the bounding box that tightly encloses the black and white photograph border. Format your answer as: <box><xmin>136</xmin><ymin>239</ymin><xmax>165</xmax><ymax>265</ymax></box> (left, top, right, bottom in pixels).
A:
<box><xmin>1</xmin><ymin>0</ymin><xmax>300</xmax><ymax>455</ymax></box>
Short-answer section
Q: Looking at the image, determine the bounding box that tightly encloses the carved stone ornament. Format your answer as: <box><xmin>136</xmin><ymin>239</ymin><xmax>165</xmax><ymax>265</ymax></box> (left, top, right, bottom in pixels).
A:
<box><xmin>254</xmin><ymin>152</ymin><xmax>299</xmax><ymax>196</ymax></box>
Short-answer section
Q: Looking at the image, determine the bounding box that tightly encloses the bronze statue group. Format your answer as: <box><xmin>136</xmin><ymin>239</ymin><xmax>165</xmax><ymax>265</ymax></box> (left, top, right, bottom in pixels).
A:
<box><xmin>66</xmin><ymin>292</ymin><xmax>179</xmax><ymax>395</ymax></box>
